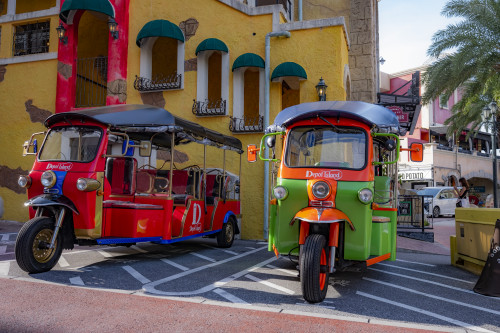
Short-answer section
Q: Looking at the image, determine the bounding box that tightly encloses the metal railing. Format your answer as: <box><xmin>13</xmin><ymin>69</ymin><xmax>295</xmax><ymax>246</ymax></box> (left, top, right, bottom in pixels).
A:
<box><xmin>229</xmin><ymin>115</ymin><xmax>264</xmax><ymax>133</ymax></box>
<box><xmin>134</xmin><ymin>73</ymin><xmax>182</xmax><ymax>92</ymax></box>
<box><xmin>192</xmin><ymin>99</ymin><xmax>226</xmax><ymax>116</ymax></box>
<box><xmin>255</xmin><ymin>0</ymin><xmax>292</xmax><ymax>20</ymax></box>
<box><xmin>397</xmin><ymin>195</ymin><xmax>434</xmax><ymax>232</ymax></box>
<box><xmin>75</xmin><ymin>56</ymin><xmax>108</xmax><ymax>108</ymax></box>
<box><xmin>13</xmin><ymin>21</ymin><xmax>50</xmax><ymax>56</ymax></box>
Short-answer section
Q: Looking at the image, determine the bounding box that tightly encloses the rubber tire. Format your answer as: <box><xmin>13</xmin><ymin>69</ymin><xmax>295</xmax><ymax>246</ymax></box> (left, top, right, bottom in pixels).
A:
<box><xmin>216</xmin><ymin>217</ymin><xmax>235</xmax><ymax>248</ymax></box>
<box><xmin>300</xmin><ymin>234</ymin><xmax>329</xmax><ymax>303</ymax></box>
<box><xmin>433</xmin><ymin>206</ymin><xmax>440</xmax><ymax>218</ymax></box>
<box><xmin>15</xmin><ymin>217</ymin><xmax>63</xmax><ymax>274</ymax></box>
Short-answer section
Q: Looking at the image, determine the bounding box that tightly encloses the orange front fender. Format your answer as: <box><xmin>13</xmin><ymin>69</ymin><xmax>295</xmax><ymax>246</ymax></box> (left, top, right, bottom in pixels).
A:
<box><xmin>292</xmin><ymin>207</ymin><xmax>355</xmax><ymax>231</ymax></box>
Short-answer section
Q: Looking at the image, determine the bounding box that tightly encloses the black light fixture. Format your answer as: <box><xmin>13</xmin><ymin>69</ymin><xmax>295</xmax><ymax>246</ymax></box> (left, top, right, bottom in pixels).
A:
<box><xmin>56</xmin><ymin>23</ymin><xmax>67</xmax><ymax>44</ymax></box>
<box><xmin>379</xmin><ymin>57</ymin><xmax>386</xmax><ymax>65</ymax></box>
<box><xmin>108</xmin><ymin>18</ymin><xmax>119</xmax><ymax>40</ymax></box>
<box><xmin>315</xmin><ymin>77</ymin><xmax>327</xmax><ymax>101</ymax></box>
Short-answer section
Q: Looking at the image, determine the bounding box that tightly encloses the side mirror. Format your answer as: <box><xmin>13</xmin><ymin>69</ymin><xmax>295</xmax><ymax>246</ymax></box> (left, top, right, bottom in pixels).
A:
<box><xmin>247</xmin><ymin>144</ymin><xmax>259</xmax><ymax>163</ymax></box>
<box><xmin>22</xmin><ymin>132</ymin><xmax>45</xmax><ymax>156</ymax></box>
<box><xmin>139</xmin><ymin>141</ymin><xmax>152</xmax><ymax>157</ymax></box>
<box><xmin>266</xmin><ymin>135</ymin><xmax>276</xmax><ymax>148</ymax></box>
<box><xmin>409</xmin><ymin>142</ymin><xmax>424</xmax><ymax>162</ymax></box>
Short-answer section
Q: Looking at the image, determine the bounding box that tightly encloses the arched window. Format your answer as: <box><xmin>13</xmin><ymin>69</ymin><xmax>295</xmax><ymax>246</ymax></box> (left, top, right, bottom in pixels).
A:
<box><xmin>271</xmin><ymin>62</ymin><xmax>307</xmax><ymax>110</ymax></box>
<box><xmin>135</xmin><ymin>20</ymin><xmax>185</xmax><ymax>92</ymax></box>
<box><xmin>231</xmin><ymin>53</ymin><xmax>265</xmax><ymax>133</ymax></box>
<box><xmin>193</xmin><ymin>38</ymin><xmax>229</xmax><ymax>116</ymax></box>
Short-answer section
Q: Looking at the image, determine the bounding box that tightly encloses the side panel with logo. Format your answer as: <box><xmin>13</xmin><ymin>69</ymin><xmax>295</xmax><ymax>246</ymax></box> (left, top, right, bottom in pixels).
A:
<box><xmin>172</xmin><ymin>200</ymin><xmax>205</xmax><ymax>238</ymax></box>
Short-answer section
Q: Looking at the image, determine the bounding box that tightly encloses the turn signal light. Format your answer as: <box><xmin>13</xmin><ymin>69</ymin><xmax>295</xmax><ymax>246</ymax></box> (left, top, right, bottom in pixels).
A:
<box><xmin>76</xmin><ymin>178</ymin><xmax>101</xmax><ymax>192</ymax></box>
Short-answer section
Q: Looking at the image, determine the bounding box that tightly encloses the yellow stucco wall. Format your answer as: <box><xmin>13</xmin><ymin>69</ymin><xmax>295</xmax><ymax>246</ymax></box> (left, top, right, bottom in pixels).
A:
<box><xmin>127</xmin><ymin>1</ymin><xmax>348</xmax><ymax>239</ymax></box>
<box><xmin>0</xmin><ymin>1</ymin><xmax>349</xmax><ymax>242</ymax></box>
<box><xmin>15</xmin><ymin>0</ymin><xmax>56</xmax><ymax>14</ymax></box>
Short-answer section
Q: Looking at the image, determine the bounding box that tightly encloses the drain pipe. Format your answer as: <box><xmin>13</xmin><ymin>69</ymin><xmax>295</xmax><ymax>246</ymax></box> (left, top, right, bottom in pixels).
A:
<box><xmin>298</xmin><ymin>0</ymin><xmax>303</xmax><ymax>21</ymax></box>
<box><xmin>263</xmin><ymin>31</ymin><xmax>290</xmax><ymax>240</ymax></box>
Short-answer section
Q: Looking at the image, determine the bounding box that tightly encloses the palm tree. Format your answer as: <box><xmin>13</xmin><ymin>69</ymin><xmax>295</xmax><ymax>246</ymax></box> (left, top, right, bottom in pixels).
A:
<box><xmin>422</xmin><ymin>0</ymin><xmax>500</xmax><ymax>137</ymax></box>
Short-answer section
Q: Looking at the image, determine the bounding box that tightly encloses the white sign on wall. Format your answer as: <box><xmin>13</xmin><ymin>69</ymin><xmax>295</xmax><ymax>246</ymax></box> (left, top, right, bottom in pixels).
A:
<box><xmin>399</xmin><ymin>169</ymin><xmax>433</xmax><ymax>181</ymax></box>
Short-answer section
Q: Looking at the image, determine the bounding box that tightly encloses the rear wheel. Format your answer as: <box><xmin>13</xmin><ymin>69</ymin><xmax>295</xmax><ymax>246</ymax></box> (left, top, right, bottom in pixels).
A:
<box><xmin>300</xmin><ymin>234</ymin><xmax>329</xmax><ymax>303</ymax></box>
<box><xmin>15</xmin><ymin>217</ymin><xmax>63</xmax><ymax>274</ymax></box>
<box><xmin>216</xmin><ymin>217</ymin><xmax>235</xmax><ymax>248</ymax></box>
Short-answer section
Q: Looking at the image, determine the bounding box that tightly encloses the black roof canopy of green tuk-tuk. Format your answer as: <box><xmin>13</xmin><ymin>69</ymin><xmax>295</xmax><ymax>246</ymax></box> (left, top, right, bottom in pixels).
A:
<box><xmin>44</xmin><ymin>104</ymin><xmax>243</xmax><ymax>153</ymax></box>
<box><xmin>269</xmin><ymin>101</ymin><xmax>403</xmax><ymax>135</ymax></box>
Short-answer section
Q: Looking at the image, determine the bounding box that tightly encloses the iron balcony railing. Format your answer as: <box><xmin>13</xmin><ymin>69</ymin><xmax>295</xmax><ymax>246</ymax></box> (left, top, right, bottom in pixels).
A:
<box><xmin>192</xmin><ymin>99</ymin><xmax>226</xmax><ymax>116</ymax></box>
<box><xmin>229</xmin><ymin>115</ymin><xmax>264</xmax><ymax>133</ymax></box>
<box><xmin>75</xmin><ymin>56</ymin><xmax>108</xmax><ymax>108</ymax></box>
<box><xmin>134</xmin><ymin>73</ymin><xmax>182</xmax><ymax>92</ymax></box>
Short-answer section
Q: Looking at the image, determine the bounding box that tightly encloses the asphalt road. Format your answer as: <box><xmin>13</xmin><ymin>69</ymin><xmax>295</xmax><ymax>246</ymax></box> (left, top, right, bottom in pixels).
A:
<box><xmin>1</xmin><ymin>221</ymin><xmax>499</xmax><ymax>332</ymax></box>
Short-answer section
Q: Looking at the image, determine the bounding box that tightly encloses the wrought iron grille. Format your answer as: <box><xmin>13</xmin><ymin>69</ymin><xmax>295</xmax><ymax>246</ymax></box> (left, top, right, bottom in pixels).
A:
<box><xmin>192</xmin><ymin>99</ymin><xmax>226</xmax><ymax>116</ymax></box>
<box><xmin>75</xmin><ymin>56</ymin><xmax>108</xmax><ymax>108</ymax></box>
<box><xmin>134</xmin><ymin>73</ymin><xmax>182</xmax><ymax>92</ymax></box>
<box><xmin>13</xmin><ymin>21</ymin><xmax>50</xmax><ymax>56</ymax></box>
<box><xmin>229</xmin><ymin>115</ymin><xmax>264</xmax><ymax>133</ymax></box>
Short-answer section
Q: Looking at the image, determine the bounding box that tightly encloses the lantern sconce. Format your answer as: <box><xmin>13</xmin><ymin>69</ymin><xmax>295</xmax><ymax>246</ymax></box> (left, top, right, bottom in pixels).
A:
<box><xmin>315</xmin><ymin>77</ymin><xmax>327</xmax><ymax>101</ymax></box>
<box><xmin>108</xmin><ymin>18</ymin><xmax>119</xmax><ymax>40</ymax></box>
<box><xmin>56</xmin><ymin>23</ymin><xmax>67</xmax><ymax>45</ymax></box>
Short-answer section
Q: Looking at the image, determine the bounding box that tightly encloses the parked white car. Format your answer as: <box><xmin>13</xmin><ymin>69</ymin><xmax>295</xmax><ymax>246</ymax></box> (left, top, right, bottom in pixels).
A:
<box><xmin>417</xmin><ymin>187</ymin><xmax>458</xmax><ymax>217</ymax></box>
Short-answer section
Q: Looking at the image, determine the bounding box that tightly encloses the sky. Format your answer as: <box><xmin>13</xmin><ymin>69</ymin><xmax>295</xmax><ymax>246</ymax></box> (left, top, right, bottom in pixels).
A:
<box><xmin>379</xmin><ymin>0</ymin><xmax>460</xmax><ymax>74</ymax></box>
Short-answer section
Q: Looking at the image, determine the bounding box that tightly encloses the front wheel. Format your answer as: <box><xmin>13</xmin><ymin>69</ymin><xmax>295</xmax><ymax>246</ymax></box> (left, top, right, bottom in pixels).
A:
<box><xmin>15</xmin><ymin>217</ymin><xmax>63</xmax><ymax>274</ymax></box>
<box><xmin>300</xmin><ymin>234</ymin><xmax>329</xmax><ymax>303</ymax></box>
<box><xmin>216</xmin><ymin>217</ymin><xmax>235</xmax><ymax>248</ymax></box>
<box><xmin>433</xmin><ymin>206</ymin><xmax>440</xmax><ymax>218</ymax></box>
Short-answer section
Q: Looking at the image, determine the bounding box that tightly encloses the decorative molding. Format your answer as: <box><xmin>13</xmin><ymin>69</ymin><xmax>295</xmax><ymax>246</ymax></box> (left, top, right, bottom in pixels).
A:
<box><xmin>0</xmin><ymin>4</ymin><xmax>59</xmax><ymax>24</ymax></box>
<box><xmin>0</xmin><ymin>52</ymin><xmax>57</xmax><ymax>65</ymax></box>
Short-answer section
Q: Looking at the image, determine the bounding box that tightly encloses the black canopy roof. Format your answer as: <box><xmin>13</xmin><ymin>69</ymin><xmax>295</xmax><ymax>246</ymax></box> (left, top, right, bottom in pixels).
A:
<box><xmin>269</xmin><ymin>101</ymin><xmax>403</xmax><ymax>135</ymax></box>
<box><xmin>45</xmin><ymin>104</ymin><xmax>242</xmax><ymax>153</ymax></box>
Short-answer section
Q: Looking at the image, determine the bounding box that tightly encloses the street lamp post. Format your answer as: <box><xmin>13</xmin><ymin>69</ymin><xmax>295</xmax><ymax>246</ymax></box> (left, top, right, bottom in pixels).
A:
<box><xmin>483</xmin><ymin>102</ymin><xmax>498</xmax><ymax>208</ymax></box>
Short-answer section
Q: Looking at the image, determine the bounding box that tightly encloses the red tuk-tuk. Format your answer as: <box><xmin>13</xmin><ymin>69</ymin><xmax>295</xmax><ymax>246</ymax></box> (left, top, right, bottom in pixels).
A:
<box><xmin>16</xmin><ymin>104</ymin><xmax>242</xmax><ymax>273</ymax></box>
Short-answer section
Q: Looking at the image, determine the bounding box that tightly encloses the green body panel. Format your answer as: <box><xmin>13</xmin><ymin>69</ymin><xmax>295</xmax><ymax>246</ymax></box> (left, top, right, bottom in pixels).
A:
<box><xmin>374</xmin><ymin>176</ymin><xmax>391</xmax><ymax>207</ymax></box>
<box><xmin>272</xmin><ymin>179</ymin><xmax>309</xmax><ymax>254</ymax></box>
<box><xmin>370</xmin><ymin>209</ymin><xmax>397</xmax><ymax>260</ymax></box>
<box><xmin>336</xmin><ymin>181</ymin><xmax>373</xmax><ymax>260</ymax></box>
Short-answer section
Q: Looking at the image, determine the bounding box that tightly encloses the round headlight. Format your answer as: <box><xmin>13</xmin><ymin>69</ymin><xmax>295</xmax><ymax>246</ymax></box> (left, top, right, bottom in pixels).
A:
<box><xmin>18</xmin><ymin>175</ymin><xmax>32</xmax><ymax>188</ymax></box>
<box><xmin>40</xmin><ymin>171</ymin><xmax>56</xmax><ymax>188</ymax></box>
<box><xmin>77</xmin><ymin>178</ymin><xmax>101</xmax><ymax>192</ymax></box>
<box><xmin>358</xmin><ymin>188</ymin><xmax>373</xmax><ymax>204</ymax></box>
<box><xmin>312</xmin><ymin>181</ymin><xmax>330</xmax><ymax>199</ymax></box>
<box><xmin>273</xmin><ymin>186</ymin><xmax>288</xmax><ymax>200</ymax></box>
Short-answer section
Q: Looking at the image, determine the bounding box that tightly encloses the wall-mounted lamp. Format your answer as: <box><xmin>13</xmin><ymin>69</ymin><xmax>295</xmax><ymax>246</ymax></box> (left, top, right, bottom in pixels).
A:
<box><xmin>315</xmin><ymin>77</ymin><xmax>327</xmax><ymax>101</ymax></box>
<box><xmin>379</xmin><ymin>57</ymin><xmax>386</xmax><ymax>65</ymax></box>
<box><xmin>108</xmin><ymin>18</ymin><xmax>119</xmax><ymax>40</ymax></box>
<box><xmin>56</xmin><ymin>23</ymin><xmax>67</xmax><ymax>45</ymax></box>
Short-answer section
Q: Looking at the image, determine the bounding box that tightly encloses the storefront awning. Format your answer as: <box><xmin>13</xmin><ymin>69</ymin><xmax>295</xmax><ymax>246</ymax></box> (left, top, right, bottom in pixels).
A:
<box><xmin>195</xmin><ymin>38</ymin><xmax>228</xmax><ymax>55</ymax></box>
<box><xmin>271</xmin><ymin>62</ymin><xmax>307</xmax><ymax>82</ymax></box>
<box><xmin>60</xmin><ymin>0</ymin><xmax>115</xmax><ymax>24</ymax></box>
<box><xmin>136</xmin><ymin>20</ymin><xmax>185</xmax><ymax>47</ymax></box>
<box><xmin>232</xmin><ymin>53</ymin><xmax>265</xmax><ymax>71</ymax></box>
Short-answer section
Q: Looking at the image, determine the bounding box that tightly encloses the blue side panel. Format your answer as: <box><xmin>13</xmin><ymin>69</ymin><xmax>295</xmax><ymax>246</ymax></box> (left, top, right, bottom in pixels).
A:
<box><xmin>96</xmin><ymin>236</ymin><xmax>162</xmax><ymax>245</ymax></box>
<box><xmin>156</xmin><ymin>229</ymin><xmax>221</xmax><ymax>244</ymax></box>
<box><xmin>44</xmin><ymin>171</ymin><xmax>67</xmax><ymax>195</ymax></box>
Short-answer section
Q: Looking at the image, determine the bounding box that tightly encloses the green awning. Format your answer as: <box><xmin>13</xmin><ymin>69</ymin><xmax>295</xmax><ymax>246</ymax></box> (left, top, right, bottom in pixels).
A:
<box><xmin>232</xmin><ymin>53</ymin><xmax>265</xmax><ymax>72</ymax></box>
<box><xmin>136</xmin><ymin>20</ymin><xmax>185</xmax><ymax>47</ymax></box>
<box><xmin>271</xmin><ymin>62</ymin><xmax>307</xmax><ymax>82</ymax></box>
<box><xmin>60</xmin><ymin>0</ymin><xmax>115</xmax><ymax>24</ymax></box>
<box><xmin>195</xmin><ymin>38</ymin><xmax>228</xmax><ymax>55</ymax></box>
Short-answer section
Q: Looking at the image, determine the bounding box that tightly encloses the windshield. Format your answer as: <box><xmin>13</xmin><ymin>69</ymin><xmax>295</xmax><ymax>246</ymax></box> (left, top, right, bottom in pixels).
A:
<box><xmin>285</xmin><ymin>126</ymin><xmax>366</xmax><ymax>169</ymax></box>
<box><xmin>39</xmin><ymin>127</ymin><xmax>102</xmax><ymax>162</ymax></box>
<box><xmin>416</xmin><ymin>188</ymin><xmax>440</xmax><ymax>197</ymax></box>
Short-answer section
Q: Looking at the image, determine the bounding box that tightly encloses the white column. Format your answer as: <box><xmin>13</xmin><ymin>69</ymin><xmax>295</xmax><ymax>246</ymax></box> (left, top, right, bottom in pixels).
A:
<box><xmin>7</xmin><ymin>0</ymin><xmax>16</xmax><ymax>15</ymax></box>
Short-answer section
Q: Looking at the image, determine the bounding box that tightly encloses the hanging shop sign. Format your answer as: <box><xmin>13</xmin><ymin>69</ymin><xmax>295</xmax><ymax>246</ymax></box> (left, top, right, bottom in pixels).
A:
<box><xmin>398</xmin><ymin>169</ymin><xmax>432</xmax><ymax>181</ymax></box>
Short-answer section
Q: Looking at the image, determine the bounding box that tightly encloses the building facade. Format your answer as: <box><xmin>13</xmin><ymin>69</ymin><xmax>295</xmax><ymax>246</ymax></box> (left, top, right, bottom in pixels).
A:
<box><xmin>0</xmin><ymin>0</ymin><xmax>381</xmax><ymax>239</ymax></box>
<box><xmin>381</xmin><ymin>66</ymin><xmax>499</xmax><ymax>207</ymax></box>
